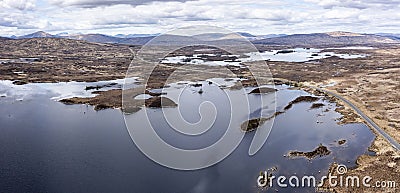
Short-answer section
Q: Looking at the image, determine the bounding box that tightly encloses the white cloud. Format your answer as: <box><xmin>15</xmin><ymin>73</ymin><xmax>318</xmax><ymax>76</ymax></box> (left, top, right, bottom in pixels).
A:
<box><xmin>0</xmin><ymin>0</ymin><xmax>36</xmax><ymax>10</ymax></box>
<box><xmin>323</xmin><ymin>8</ymin><xmax>361</xmax><ymax>19</ymax></box>
<box><xmin>0</xmin><ymin>0</ymin><xmax>400</xmax><ymax>36</ymax></box>
<box><xmin>304</xmin><ymin>0</ymin><xmax>400</xmax><ymax>9</ymax></box>
<box><xmin>48</xmin><ymin>0</ymin><xmax>191</xmax><ymax>7</ymax></box>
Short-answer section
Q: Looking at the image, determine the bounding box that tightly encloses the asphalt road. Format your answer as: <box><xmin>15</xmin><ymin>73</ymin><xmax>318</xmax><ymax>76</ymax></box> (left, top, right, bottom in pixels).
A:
<box><xmin>314</xmin><ymin>87</ymin><xmax>400</xmax><ymax>151</ymax></box>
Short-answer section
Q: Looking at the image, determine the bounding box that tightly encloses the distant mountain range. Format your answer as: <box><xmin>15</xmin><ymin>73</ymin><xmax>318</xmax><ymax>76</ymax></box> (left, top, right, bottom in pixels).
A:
<box><xmin>253</xmin><ymin>31</ymin><xmax>399</xmax><ymax>46</ymax></box>
<box><xmin>8</xmin><ymin>31</ymin><xmax>154</xmax><ymax>45</ymax></box>
<box><xmin>3</xmin><ymin>31</ymin><xmax>399</xmax><ymax>46</ymax></box>
<box><xmin>374</xmin><ymin>33</ymin><xmax>400</xmax><ymax>40</ymax></box>
<box><xmin>5</xmin><ymin>31</ymin><xmax>277</xmax><ymax>45</ymax></box>
<box><xmin>66</xmin><ymin>34</ymin><xmax>154</xmax><ymax>45</ymax></box>
<box><xmin>113</xmin><ymin>33</ymin><xmax>161</xmax><ymax>38</ymax></box>
<box><xmin>17</xmin><ymin>31</ymin><xmax>55</xmax><ymax>39</ymax></box>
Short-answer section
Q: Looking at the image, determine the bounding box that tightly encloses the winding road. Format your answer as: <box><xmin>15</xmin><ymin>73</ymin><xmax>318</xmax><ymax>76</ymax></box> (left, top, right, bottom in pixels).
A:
<box><xmin>313</xmin><ymin>86</ymin><xmax>400</xmax><ymax>151</ymax></box>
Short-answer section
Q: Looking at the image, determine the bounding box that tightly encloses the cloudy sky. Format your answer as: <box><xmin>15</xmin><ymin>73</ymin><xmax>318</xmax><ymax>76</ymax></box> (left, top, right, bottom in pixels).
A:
<box><xmin>1</xmin><ymin>0</ymin><xmax>399</xmax><ymax>36</ymax></box>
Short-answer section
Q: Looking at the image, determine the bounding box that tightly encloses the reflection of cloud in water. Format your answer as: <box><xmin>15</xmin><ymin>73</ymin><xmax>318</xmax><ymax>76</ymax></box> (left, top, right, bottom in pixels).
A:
<box><xmin>0</xmin><ymin>78</ymin><xmax>138</xmax><ymax>101</ymax></box>
<box><xmin>191</xmin><ymin>167</ymin><xmax>220</xmax><ymax>193</ymax></box>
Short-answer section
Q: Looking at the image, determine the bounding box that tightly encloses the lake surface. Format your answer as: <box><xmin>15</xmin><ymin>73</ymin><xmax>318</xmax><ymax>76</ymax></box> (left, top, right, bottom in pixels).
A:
<box><xmin>0</xmin><ymin>79</ymin><xmax>375</xmax><ymax>192</ymax></box>
<box><xmin>244</xmin><ymin>48</ymin><xmax>367</xmax><ymax>62</ymax></box>
<box><xmin>160</xmin><ymin>48</ymin><xmax>367</xmax><ymax>66</ymax></box>
<box><xmin>0</xmin><ymin>78</ymin><xmax>138</xmax><ymax>101</ymax></box>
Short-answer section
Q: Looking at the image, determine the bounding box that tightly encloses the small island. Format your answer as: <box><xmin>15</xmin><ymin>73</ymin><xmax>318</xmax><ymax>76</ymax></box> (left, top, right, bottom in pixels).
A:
<box><xmin>241</xmin><ymin>111</ymin><xmax>284</xmax><ymax>132</ymax></box>
<box><xmin>284</xmin><ymin>95</ymin><xmax>320</xmax><ymax>110</ymax></box>
<box><xmin>287</xmin><ymin>144</ymin><xmax>331</xmax><ymax>159</ymax></box>
<box><xmin>249</xmin><ymin>87</ymin><xmax>277</xmax><ymax>94</ymax></box>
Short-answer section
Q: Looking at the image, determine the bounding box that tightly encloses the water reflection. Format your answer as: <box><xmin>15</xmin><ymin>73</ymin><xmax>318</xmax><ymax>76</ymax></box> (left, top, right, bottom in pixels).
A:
<box><xmin>0</xmin><ymin>82</ymin><xmax>374</xmax><ymax>192</ymax></box>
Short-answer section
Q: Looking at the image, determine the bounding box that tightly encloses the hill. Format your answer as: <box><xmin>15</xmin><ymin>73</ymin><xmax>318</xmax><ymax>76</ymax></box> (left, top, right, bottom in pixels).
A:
<box><xmin>18</xmin><ymin>31</ymin><xmax>54</xmax><ymax>39</ymax></box>
<box><xmin>253</xmin><ymin>31</ymin><xmax>399</xmax><ymax>46</ymax></box>
<box><xmin>65</xmin><ymin>34</ymin><xmax>154</xmax><ymax>45</ymax></box>
<box><xmin>0</xmin><ymin>37</ymin><xmax>135</xmax><ymax>82</ymax></box>
<box><xmin>8</xmin><ymin>31</ymin><xmax>400</xmax><ymax>46</ymax></box>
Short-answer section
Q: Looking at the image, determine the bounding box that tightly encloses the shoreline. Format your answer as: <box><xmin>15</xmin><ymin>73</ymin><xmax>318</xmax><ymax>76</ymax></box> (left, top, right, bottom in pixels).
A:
<box><xmin>298</xmin><ymin>81</ymin><xmax>400</xmax><ymax>192</ymax></box>
<box><xmin>1</xmin><ymin>39</ymin><xmax>398</xmax><ymax>192</ymax></box>
<box><xmin>2</xmin><ymin>75</ymin><xmax>396</xmax><ymax>192</ymax></box>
